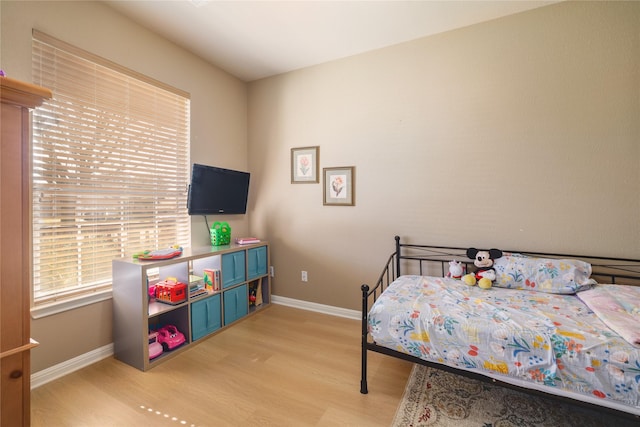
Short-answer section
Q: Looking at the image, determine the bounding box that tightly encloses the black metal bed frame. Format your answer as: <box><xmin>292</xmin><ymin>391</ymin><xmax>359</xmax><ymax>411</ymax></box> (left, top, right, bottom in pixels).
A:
<box><xmin>360</xmin><ymin>236</ymin><xmax>640</xmax><ymax>419</ymax></box>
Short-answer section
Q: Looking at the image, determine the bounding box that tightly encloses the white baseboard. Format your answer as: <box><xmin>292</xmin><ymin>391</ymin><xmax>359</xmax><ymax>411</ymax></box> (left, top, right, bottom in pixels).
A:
<box><xmin>271</xmin><ymin>295</ymin><xmax>360</xmax><ymax>320</ymax></box>
<box><xmin>31</xmin><ymin>343</ymin><xmax>113</xmax><ymax>389</ymax></box>
<box><xmin>31</xmin><ymin>297</ymin><xmax>358</xmax><ymax>388</ymax></box>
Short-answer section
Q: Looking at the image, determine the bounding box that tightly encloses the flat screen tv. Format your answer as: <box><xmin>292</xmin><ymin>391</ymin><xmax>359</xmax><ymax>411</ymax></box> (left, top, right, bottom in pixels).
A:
<box><xmin>187</xmin><ymin>163</ymin><xmax>250</xmax><ymax>215</ymax></box>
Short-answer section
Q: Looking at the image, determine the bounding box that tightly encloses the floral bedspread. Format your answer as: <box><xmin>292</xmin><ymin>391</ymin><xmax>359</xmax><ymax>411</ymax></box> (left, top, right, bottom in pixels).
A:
<box><xmin>368</xmin><ymin>275</ymin><xmax>640</xmax><ymax>410</ymax></box>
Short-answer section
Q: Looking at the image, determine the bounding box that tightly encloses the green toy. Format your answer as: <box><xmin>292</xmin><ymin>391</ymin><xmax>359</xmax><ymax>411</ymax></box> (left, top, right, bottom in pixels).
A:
<box><xmin>210</xmin><ymin>221</ymin><xmax>231</xmax><ymax>246</ymax></box>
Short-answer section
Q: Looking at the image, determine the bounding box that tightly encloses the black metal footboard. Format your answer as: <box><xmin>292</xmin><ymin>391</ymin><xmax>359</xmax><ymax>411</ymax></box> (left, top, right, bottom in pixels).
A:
<box><xmin>360</xmin><ymin>247</ymin><xmax>398</xmax><ymax>394</ymax></box>
<box><xmin>360</xmin><ymin>236</ymin><xmax>471</xmax><ymax>394</ymax></box>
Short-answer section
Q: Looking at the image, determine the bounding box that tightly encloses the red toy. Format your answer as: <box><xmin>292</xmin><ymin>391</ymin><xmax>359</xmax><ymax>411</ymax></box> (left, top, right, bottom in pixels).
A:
<box><xmin>155</xmin><ymin>279</ymin><xmax>187</xmax><ymax>304</ymax></box>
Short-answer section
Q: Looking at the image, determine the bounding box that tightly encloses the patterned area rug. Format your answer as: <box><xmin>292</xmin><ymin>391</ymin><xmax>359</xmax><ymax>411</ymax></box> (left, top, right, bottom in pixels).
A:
<box><xmin>392</xmin><ymin>365</ymin><xmax>639</xmax><ymax>427</ymax></box>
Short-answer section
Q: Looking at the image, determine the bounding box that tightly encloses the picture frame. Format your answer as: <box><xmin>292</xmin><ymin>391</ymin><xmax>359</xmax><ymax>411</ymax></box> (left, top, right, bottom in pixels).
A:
<box><xmin>323</xmin><ymin>166</ymin><xmax>355</xmax><ymax>206</ymax></box>
<box><xmin>291</xmin><ymin>146</ymin><xmax>319</xmax><ymax>183</ymax></box>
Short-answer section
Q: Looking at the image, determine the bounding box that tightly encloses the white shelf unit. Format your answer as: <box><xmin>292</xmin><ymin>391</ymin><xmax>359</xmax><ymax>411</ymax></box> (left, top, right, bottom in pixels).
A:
<box><xmin>112</xmin><ymin>242</ymin><xmax>270</xmax><ymax>371</ymax></box>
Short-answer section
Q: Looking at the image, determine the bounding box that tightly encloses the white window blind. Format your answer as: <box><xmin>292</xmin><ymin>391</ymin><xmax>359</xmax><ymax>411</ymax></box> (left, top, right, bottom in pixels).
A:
<box><xmin>31</xmin><ymin>30</ymin><xmax>191</xmax><ymax>306</ymax></box>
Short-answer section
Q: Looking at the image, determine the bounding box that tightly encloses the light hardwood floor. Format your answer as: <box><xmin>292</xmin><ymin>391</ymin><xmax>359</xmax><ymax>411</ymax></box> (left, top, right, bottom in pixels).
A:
<box><xmin>31</xmin><ymin>304</ymin><xmax>413</xmax><ymax>426</ymax></box>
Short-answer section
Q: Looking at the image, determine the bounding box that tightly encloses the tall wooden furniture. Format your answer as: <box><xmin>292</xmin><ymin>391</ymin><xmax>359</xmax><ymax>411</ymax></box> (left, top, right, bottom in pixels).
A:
<box><xmin>1</xmin><ymin>76</ymin><xmax>52</xmax><ymax>426</ymax></box>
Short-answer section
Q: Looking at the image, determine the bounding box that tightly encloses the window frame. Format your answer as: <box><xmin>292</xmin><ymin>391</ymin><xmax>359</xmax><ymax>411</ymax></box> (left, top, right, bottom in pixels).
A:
<box><xmin>31</xmin><ymin>30</ymin><xmax>191</xmax><ymax>314</ymax></box>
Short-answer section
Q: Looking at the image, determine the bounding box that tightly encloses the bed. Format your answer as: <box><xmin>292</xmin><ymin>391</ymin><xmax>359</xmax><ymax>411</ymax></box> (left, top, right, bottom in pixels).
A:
<box><xmin>360</xmin><ymin>236</ymin><xmax>640</xmax><ymax>419</ymax></box>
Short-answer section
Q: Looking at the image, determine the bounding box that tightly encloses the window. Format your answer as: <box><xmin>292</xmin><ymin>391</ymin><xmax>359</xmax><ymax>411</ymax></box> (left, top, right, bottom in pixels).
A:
<box><xmin>31</xmin><ymin>30</ymin><xmax>191</xmax><ymax>307</ymax></box>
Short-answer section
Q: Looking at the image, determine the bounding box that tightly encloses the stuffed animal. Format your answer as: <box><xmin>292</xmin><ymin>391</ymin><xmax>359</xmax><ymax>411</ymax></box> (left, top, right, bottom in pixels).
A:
<box><xmin>447</xmin><ymin>260</ymin><xmax>464</xmax><ymax>279</ymax></box>
<box><xmin>461</xmin><ymin>247</ymin><xmax>503</xmax><ymax>289</ymax></box>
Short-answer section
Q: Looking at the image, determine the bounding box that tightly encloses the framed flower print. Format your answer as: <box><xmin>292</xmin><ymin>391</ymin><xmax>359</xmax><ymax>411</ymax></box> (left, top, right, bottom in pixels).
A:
<box><xmin>291</xmin><ymin>146</ymin><xmax>319</xmax><ymax>183</ymax></box>
<box><xmin>323</xmin><ymin>166</ymin><xmax>355</xmax><ymax>206</ymax></box>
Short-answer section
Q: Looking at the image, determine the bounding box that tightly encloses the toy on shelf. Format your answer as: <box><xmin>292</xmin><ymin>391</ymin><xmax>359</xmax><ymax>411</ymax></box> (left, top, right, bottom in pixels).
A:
<box><xmin>203</xmin><ymin>268</ymin><xmax>221</xmax><ymax>292</ymax></box>
<box><xmin>134</xmin><ymin>245</ymin><xmax>183</xmax><ymax>260</ymax></box>
<box><xmin>148</xmin><ymin>332</ymin><xmax>163</xmax><ymax>360</ymax></box>
<box><xmin>248</xmin><ymin>281</ymin><xmax>263</xmax><ymax>307</ymax></box>
<box><xmin>155</xmin><ymin>278</ymin><xmax>187</xmax><ymax>304</ymax></box>
<box><xmin>155</xmin><ymin>325</ymin><xmax>185</xmax><ymax>351</ymax></box>
<box><xmin>210</xmin><ymin>221</ymin><xmax>231</xmax><ymax>246</ymax></box>
<box><xmin>148</xmin><ymin>284</ymin><xmax>156</xmax><ymax>302</ymax></box>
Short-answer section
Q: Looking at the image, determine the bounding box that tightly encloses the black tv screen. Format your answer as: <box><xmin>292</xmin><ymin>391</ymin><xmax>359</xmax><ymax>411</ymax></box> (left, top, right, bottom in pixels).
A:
<box><xmin>187</xmin><ymin>163</ymin><xmax>250</xmax><ymax>215</ymax></box>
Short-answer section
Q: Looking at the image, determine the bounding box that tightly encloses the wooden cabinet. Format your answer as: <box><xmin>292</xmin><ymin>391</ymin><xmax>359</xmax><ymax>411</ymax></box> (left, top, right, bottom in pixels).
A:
<box><xmin>1</xmin><ymin>77</ymin><xmax>52</xmax><ymax>426</ymax></box>
<box><xmin>112</xmin><ymin>243</ymin><xmax>270</xmax><ymax>371</ymax></box>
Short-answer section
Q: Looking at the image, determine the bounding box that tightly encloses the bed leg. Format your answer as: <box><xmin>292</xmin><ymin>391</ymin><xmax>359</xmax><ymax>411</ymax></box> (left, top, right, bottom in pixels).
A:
<box><xmin>361</xmin><ymin>284</ymin><xmax>369</xmax><ymax>394</ymax></box>
<box><xmin>395</xmin><ymin>235</ymin><xmax>401</xmax><ymax>276</ymax></box>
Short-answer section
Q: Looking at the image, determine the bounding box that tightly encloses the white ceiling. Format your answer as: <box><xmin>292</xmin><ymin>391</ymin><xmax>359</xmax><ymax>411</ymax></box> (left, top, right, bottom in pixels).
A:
<box><xmin>105</xmin><ymin>1</ymin><xmax>557</xmax><ymax>82</ymax></box>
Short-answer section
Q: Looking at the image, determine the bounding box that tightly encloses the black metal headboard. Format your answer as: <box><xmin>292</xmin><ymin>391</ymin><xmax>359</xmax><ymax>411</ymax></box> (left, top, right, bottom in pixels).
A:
<box><xmin>363</xmin><ymin>235</ymin><xmax>640</xmax><ymax>307</ymax></box>
<box><xmin>393</xmin><ymin>235</ymin><xmax>640</xmax><ymax>286</ymax></box>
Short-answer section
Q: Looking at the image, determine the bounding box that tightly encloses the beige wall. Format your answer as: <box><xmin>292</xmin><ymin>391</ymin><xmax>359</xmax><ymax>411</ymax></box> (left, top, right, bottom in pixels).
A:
<box><xmin>248</xmin><ymin>1</ymin><xmax>640</xmax><ymax>310</ymax></box>
<box><xmin>1</xmin><ymin>0</ymin><xmax>638</xmax><ymax>374</ymax></box>
<box><xmin>1</xmin><ymin>1</ymin><xmax>248</xmax><ymax>372</ymax></box>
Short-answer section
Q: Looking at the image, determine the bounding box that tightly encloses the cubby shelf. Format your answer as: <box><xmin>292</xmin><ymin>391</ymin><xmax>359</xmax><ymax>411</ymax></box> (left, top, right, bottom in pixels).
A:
<box><xmin>112</xmin><ymin>242</ymin><xmax>270</xmax><ymax>371</ymax></box>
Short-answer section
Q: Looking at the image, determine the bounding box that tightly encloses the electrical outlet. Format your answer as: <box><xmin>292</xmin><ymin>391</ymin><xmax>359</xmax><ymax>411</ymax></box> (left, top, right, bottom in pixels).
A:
<box><xmin>301</xmin><ymin>271</ymin><xmax>308</xmax><ymax>282</ymax></box>
<box><xmin>269</xmin><ymin>266</ymin><xmax>275</xmax><ymax>277</ymax></box>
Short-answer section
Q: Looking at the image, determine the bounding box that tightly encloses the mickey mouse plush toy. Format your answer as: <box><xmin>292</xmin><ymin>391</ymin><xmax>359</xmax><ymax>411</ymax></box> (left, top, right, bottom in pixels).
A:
<box><xmin>461</xmin><ymin>248</ymin><xmax>503</xmax><ymax>289</ymax></box>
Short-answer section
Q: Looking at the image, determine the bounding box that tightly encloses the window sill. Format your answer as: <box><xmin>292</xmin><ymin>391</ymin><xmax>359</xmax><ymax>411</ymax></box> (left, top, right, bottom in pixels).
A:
<box><xmin>31</xmin><ymin>290</ymin><xmax>112</xmax><ymax>319</ymax></box>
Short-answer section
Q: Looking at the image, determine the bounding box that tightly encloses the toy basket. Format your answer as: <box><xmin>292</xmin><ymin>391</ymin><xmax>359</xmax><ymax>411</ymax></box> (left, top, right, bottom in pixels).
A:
<box><xmin>210</xmin><ymin>221</ymin><xmax>231</xmax><ymax>246</ymax></box>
